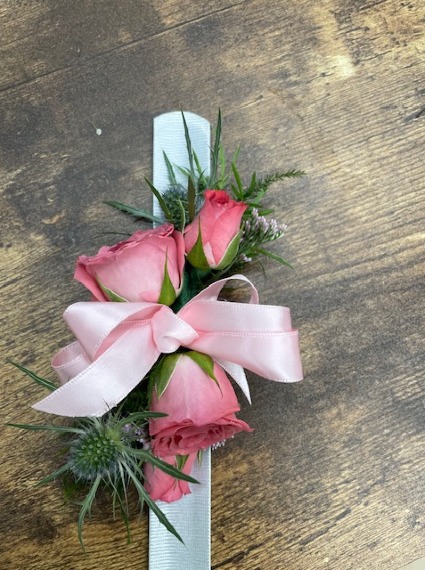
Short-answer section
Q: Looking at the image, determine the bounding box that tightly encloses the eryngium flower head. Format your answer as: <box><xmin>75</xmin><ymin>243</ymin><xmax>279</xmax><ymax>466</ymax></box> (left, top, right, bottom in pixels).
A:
<box><xmin>69</xmin><ymin>429</ymin><xmax>119</xmax><ymax>481</ymax></box>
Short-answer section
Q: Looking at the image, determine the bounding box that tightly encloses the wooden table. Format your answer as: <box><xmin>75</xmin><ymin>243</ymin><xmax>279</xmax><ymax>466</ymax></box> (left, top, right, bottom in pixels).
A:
<box><xmin>1</xmin><ymin>1</ymin><xmax>424</xmax><ymax>569</ymax></box>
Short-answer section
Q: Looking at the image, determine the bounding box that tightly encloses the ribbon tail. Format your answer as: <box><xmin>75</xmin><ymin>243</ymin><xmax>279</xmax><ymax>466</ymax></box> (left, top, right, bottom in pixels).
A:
<box><xmin>33</xmin><ymin>325</ymin><xmax>159</xmax><ymax>417</ymax></box>
<box><xmin>215</xmin><ymin>359</ymin><xmax>251</xmax><ymax>403</ymax></box>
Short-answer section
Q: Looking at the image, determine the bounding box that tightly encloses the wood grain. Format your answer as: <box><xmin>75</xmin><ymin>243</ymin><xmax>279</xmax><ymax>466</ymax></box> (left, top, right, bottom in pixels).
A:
<box><xmin>1</xmin><ymin>1</ymin><xmax>424</xmax><ymax>569</ymax></box>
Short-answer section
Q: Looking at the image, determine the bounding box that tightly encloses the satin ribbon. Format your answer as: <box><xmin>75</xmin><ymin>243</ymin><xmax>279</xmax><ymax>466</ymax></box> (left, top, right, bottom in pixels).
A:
<box><xmin>33</xmin><ymin>275</ymin><xmax>302</xmax><ymax>417</ymax></box>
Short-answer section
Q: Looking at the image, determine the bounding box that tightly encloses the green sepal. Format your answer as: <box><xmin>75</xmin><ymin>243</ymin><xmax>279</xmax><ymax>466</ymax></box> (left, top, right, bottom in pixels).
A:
<box><xmin>197</xmin><ymin>449</ymin><xmax>204</xmax><ymax>466</ymax></box>
<box><xmin>186</xmin><ymin>351</ymin><xmax>219</xmax><ymax>388</ymax></box>
<box><xmin>157</xmin><ymin>255</ymin><xmax>177</xmax><ymax>306</ymax></box>
<box><xmin>186</xmin><ymin>223</ymin><xmax>211</xmax><ymax>270</ymax></box>
<box><xmin>97</xmin><ymin>278</ymin><xmax>128</xmax><ymax>302</ymax></box>
<box><xmin>152</xmin><ymin>354</ymin><xmax>181</xmax><ymax>399</ymax></box>
<box><xmin>214</xmin><ymin>229</ymin><xmax>243</xmax><ymax>270</ymax></box>
<box><xmin>176</xmin><ymin>454</ymin><xmax>189</xmax><ymax>472</ymax></box>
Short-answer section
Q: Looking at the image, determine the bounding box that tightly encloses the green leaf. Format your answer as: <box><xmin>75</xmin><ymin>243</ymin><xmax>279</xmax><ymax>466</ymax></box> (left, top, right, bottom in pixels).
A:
<box><xmin>231</xmin><ymin>145</ymin><xmax>240</xmax><ymax>165</ymax></box>
<box><xmin>219</xmin><ymin>145</ymin><xmax>226</xmax><ymax>181</ymax></box>
<box><xmin>253</xmin><ymin>208</ymin><xmax>274</xmax><ymax>216</ymax></box>
<box><xmin>157</xmin><ymin>255</ymin><xmax>177</xmax><ymax>306</ymax></box>
<box><xmin>175</xmin><ymin>165</ymin><xmax>191</xmax><ymax>179</ymax></box>
<box><xmin>181</xmin><ymin>111</ymin><xmax>195</xmax><ymax>178</ymax></box>
<box><xmin>278</xmin><ymin>169</ymin><xmax>305</xmax><ymax>178</ymax></box>
<box><xmin>176</xmin><ymin>198</ymin><xmax>186</xmax><ymax>231</ymax></box>
<box><xmin>152</xmin><ymin>354</ymin><xmax>181</xmax><ymax>399</ymax></box>
<box><xmin>215</xmin><ymin>229</ymin><xmax>243</xmax><ymax>270</ymax></box>
<box><xmin>116</xmin><ymin>411</ymin><xmax>168</xmax><ymax>429</ymax></box>
<box><xmin>115</xmin><ymin>411</ymin><xmax>167</xmax><ymax>430</ymax></box>
<box><xmin>103</xmin><ymin>201</ymin><xmax>163</xmax><ymax>224</ymax></box>
<box><xmin>252</xmin><ymin>247</ymin><xmax>293</xmax><ymax>268</ymax></box>
<box><xmin>36</xmin><ymin>463</ymin><xmax>70</xmax><ymax>487</ymax></box>
<box><xmin>231</xmin><ymin>161</ymin><xmax>244</xmax><ymax>200</ymax></box>
<box><xmin>187</xmin><ymin>176</ymin><xmax>196</xmax><ymax>222</ymax></box>
<box><xmin>97</xmin><ymin>278</ymin><xmax>128</xmax><ymax>302</ymax></box>
<box><xmin>186</xmin><ymin>223</ymin><xmax>210</xmax><ymax>270</ymax></box>
<box><xmin>78</xmin><ymin>474</ymin><xmax>102</xmax><ymax>548</ymax></box>
<box><xmin>192</xmin><ymin>150</ymin><xmax>207</xmax><ymax>187</ymax></box>
<box><xmin>123</xmin><ymin>462</ymin><xmax>184</xmax><ymax>543</ymax></box>
<box><xmin>129</xmin><ymin>451</ymin><xmax>199</xmax><ymax>484</ymax></box>
<box><xmin>8</xmin><ymin>360</ymin><xmax>57</xmax><ymax>392</ymax></box>
<box><xmin>107</xmin><ymin>473</ymin><xmax>131</xmax><ymax>544</ymax></box>
<box><xmin>210</xmin><ymin>109</ymin><xmax>222</xmax><ymax>184</ymax></box>
<box><xmin>145</xmin><ymin>178</ymin><xmax>173</xmax><ymax>221</ymax></box>
<box><xmin>98</xmin><ymin>231</ymin><xmax>132</xmax><ymax>238</ymax></box>
<box><xmin>244</xmin><ymin>172</ymin><xmax>257</xmax><ymax>198</ymax></box>
<box><xmin>117</xmin><ymin>461</ymin><xmax>130</xmax><ymax>507</ymax></box>
<box><xmin>163</xmin><ymin>151</ymin><xmax>178</xmax><ymax>186</ymax></box>
<box><xmin>186</xmin><ymin>351</ymin><xmax>217</xmax><ymax>383</ymax></box>
<box><xmin>254</xmin><ymin>170</ymin><xmax>305</xmax><ymax>200</ymax></box>
<box><xmin>7</xmin><ymin>423</ymin><xmax>85</xmax><ymax>435</ymax></box>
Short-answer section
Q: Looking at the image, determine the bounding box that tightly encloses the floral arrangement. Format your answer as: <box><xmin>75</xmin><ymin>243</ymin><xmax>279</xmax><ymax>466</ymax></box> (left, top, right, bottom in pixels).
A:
<box><xmin>10</xmin><ymin>111</ymin><xmax>303</xmax><ymax>547</ymax></box>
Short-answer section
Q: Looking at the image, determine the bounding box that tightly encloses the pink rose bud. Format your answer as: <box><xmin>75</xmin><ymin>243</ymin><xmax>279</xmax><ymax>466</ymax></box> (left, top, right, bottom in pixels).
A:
<box><xmin>184</xmin><ymin>190</ymin><xmax>247</xmax><ymax>269</ymax></box>
<box><xmin>74</xmin><ymin>223</ymin><xmax>185</xmax><ymax>305</ymax></box>
<box><xmin>149</xmin><ymin>352</ymin><xmax>253</xmax><ymax>457</ymax></box>
<box><xmin>144</xmin><ymin>452</ymin><xmax>197</xmax><ymax>503</ymax></box>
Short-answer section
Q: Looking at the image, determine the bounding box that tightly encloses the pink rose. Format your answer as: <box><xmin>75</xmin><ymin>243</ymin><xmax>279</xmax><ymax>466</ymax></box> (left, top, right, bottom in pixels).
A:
<box><xmin>184</xmin><ymin>190</ymin><xmax>247</xmax><ymax>269</ymax></box>
<box><xmin>74</xmin><ymin>223</ymin><xmax>185</xmax><ymax>305</ymax></box>
<box><xmin>149</xmin><ymin>352</ymin><xmax>253</xmax><ymax>457</ymax></box>
<box><xmin>144</xmin><ymin>452</ymin><xmax>197</xmax><ymax>502</ymax></box>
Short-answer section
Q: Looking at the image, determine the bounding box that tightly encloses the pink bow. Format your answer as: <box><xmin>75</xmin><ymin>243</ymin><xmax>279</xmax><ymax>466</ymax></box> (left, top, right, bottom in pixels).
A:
<box><xmin>33</xmin><ymin>275</ymin><xmax>303</xmax><ymax>417</ymax></box>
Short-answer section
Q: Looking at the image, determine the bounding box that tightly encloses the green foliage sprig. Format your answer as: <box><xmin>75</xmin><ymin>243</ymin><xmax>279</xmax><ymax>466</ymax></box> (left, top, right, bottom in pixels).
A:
<box><xmin>8</xmin><ymin>362</ymin><xmax>197</xmax><ymax>547</ymax></box>
<box><xmin>106</xmin><ymin>110</ymin><xmax>304</xmax><ymax>270</ymax></box>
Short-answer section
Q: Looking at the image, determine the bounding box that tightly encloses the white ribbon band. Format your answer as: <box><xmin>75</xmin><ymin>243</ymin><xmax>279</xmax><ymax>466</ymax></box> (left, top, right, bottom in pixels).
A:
<box><xmin>149</xmin><ymin>111</ymin><xmax>212</xmax><ymax>570</ymax></box>
<box><xmin>149</xmin><ymin>450</ymin><xmax>211</xmax><ymax>570</ymax></box>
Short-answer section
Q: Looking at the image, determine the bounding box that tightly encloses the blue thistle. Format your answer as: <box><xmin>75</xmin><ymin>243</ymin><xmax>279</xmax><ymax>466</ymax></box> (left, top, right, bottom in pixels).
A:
<box><xmin>9</xmin><ymin>410</ymin><xmax>197</xmax><ymax>548</ymax></box>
